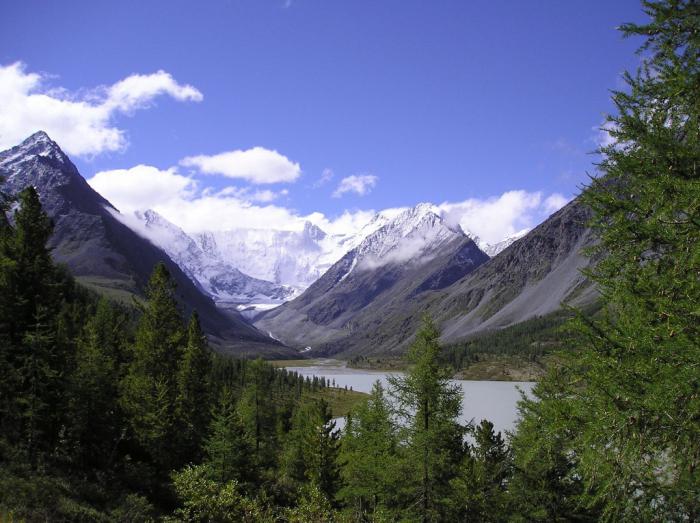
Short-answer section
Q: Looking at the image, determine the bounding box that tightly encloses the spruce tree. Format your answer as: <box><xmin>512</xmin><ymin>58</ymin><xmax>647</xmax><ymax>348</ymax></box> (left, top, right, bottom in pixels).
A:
<box><xmin>237</xmin><ymin>358</ymin><xmax>277</xmax><ymax>469</ymax></box>
<box><xmin>204</xmin><ymin>387</ymin><xmax>256</xmax><ymax>487</ymax></box>
<box><xmin>339</xmin><ymin>380</ymin><xmax>397</xmax><ymax>520</ymax></box>
<box><xmin>511</xmin><ymin>3</ymin><xmax>699</xmax><ymax>519</ymax></box>
<box><xmin>69</xmin><ymin>298</ymin><xmax>122</xmax><ymax>469</ymax></box>
<box><xmin>0</xmin><ymin>187</ymin><xmax>69</xmax><ymax>459</ymax></box>
<box><xmin>120</xmin><ymin>262</ymin><xmax>186</xmax><ymax>468</ymax></box>
<box><xmin>176</xmin><ymin>311</ymin><xmax>212</xmax><ymax>461</ymax></box>
<box><xmin>281</xmin><ymin>399</ymin><xmax>341</xmax><ymax>503</ymax></box>
<box><xmin>451</xmin><ymin>420</ymin><xmax>511</xmax><ymax>522</ymax></box>
<box><xmin>388</xmin><ymin>315</ymin><xmax>466</xmax><ymax>522</ymax></box>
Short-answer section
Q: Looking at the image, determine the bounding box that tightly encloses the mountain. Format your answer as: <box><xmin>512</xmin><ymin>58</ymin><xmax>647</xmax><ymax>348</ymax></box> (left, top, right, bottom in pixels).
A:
<box><xmin>0</xmin><ymin>131</ymin><xmax>290</xmax><ymax>357</ymax></box>
<box><xmin>123</xmin><ymin>209</ymin><xmax>296</xmax><ymax>316</ymax></box>
<box><xmin>479</xmin><ymin>229</ymin><xmax>529</xmax><ymax>257</ymax></box>
<box><xmin>257</xmin><ymin>197</ymin><xmax>597</xmax><ymax>357</ymax></box>
<box><xmin>254</xmin><ymin>203</ymin><xmax>489</xmax><ymax>353</ymax></box>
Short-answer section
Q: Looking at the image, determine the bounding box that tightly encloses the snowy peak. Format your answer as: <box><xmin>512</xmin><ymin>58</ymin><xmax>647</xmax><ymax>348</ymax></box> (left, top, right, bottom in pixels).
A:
<box><xmin>0</xmin><ymin>131</ymin><xmax>81</xmax><ymax>196</ymax></box>
<box><xmin>480</xmin><ymin>229</ymin><xmax>529</xmax><ymax>257</ymax></box>
<box><xmin>0</xmin><ymin>131</ymin><xmax>68</xmax><ymax>169</ymax></box>
<box><xmin>303</xmin><ymin>221</ymin><xmax>326</xmax><ymax>241</ymax></box>
<box><xmin>349</xmin><ymin>203</ymin><xmax>468</xmax><ymax>273</ymax></box>
<box><xmin>123</xmin><ymin>209</ymin><xmax>296</xmax><ymax>313</ymax></box>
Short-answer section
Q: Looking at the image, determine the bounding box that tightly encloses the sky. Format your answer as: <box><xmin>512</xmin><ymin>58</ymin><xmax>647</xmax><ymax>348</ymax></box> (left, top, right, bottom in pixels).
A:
<box><xmin>0</xmin><ymin>0</ymin><xmax>646</xmax><ymax>245</ymax></box>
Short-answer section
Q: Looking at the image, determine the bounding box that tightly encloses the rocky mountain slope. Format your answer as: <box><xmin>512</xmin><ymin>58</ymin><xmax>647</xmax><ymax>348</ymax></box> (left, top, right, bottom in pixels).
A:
<box><xmin>0</xmin><ymin>132</ymin><xmax>290</xmax><ymax>357</ymax></box>
<box><xmin>257</xmin><ymin>197</ymin><xmax>597</xmax><ymax>357</ymax></box>
<box><xmin>254</xmin><ymin>203</ymin><xmax>489</xmax><ymax>352</ymax></box>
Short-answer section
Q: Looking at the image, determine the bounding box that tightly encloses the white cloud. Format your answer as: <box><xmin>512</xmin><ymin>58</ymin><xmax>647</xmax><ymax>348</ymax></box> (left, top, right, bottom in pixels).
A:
<box><xmin>0</xmin><ymin>62</ymin><xmax>202</xmax><ymax>157</ymax></box>
<box><xmin>332</xmin><ymin>174</ymin><xmax>378</xmax><ymax>198</ymax></box>
<box><xmin>180</xmin><ymin>147</ymin><xmax>301</xmax><ymax>184</ymax></box>
<box><xmin>313</xmin><ymin>168</ymin><xmax>334</xmax><ymax>188</ymax></box>
<box><xmin>88</xmin><ymin>165</ymin><xmax>196</xmax><ymax>213</ymax></box>
<box><xmin>543</xmin><ymin>193</ymin><xmax>570</xmax><ymax>214</ymax></box>
<box><xmin>438</xmin><ymin>190</ymin><xmax>568</xmax><ymax>246</ymax></box>
<box><xmin>104</xmin><ymin>70</ymin><xmax>203</xmax><ymax>112</ymax></box>
<box><xmin>88</xmin><ymin>165</ymin><xmax>331</xmax><ymax>233</ymax></box>
<box><xmin>88</xmin><ymin>164</ymin><xmax>571</xmax><ymax>250</ymax></box>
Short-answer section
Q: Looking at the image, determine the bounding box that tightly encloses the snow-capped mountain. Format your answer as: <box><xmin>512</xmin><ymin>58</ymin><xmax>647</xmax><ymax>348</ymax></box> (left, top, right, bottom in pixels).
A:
<box><xmin>190</xmin><ymin>213</ymin><xmax>392</xmax><ymax>295</ymax></box>
<box><xmin>480</xmin><ymin>229</ymin><xmax>530</xmax><ymax>257</ymax></box>
<box><xmin>1</xmin><ymin>132</ymin><xmax>286</xmax><ymax>355</ymax></box>
<box><xmin>336</xmin><ymin>203</ymin><xmax>467</xmax><ymax>279</ymax></box>
<box><xmin>123</xmin><ymin>209</ymin><xmax>297</xmax><ymax>315</ymax></box>
<box><xmin>255</xmin><ymin>203</ymin><xmax>489</xmax><ymax>352</ymax></box>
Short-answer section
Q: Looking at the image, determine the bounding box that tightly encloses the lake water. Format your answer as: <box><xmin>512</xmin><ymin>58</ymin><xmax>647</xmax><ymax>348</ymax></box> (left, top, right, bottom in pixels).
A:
<box><xmin>285</xmin><ymin>360</ymin><xmax>535</xmax><ymax>437</ymax></box>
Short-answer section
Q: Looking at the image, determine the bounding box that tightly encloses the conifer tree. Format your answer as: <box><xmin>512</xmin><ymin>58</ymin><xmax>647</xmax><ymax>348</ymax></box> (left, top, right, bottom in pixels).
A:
<box><xmin>281</xmin><ymin>399</ymin><xmax>341</xmax><ymax>503</ymax></box>
<box><xmin>510</xmin><ymin>2</ymin><xmax>700</xmax><ymax>520</ymax></box>
<box><xmin>204</xmin><ymin>387</ymin><xmax>255</xmax><ymax>487</ymax></box>
<box><xmin>121</xmin><ymin>262</ymin><xmax>186</xmax><ymax>468</ymax></box>
<box><xmin>0</xmin><ymin>188</ymin><xmax>68</xmax><ymax>458</ymax></box>
<box><xmin>339</xmin><ymin>381</ymin><xmax>397</xmax><ymax>519</ymax></box>
<box><xmin>388</xmin><ymin>315</ymin><xmax>466</xmax><ymax>522</ymax></box>
<box><xmin>69</xmin><ymin>298</ymin><xmax>123</xmax><ymax>468</ymax></box>
<box><xmin>176</xmin><ymin>311</ymin><xmax>212</xmax><ymax>460</ymax></box>
<box><xmin>237</xmin><ymin>358</ymin><xmax>277</xmax><ymax>469</ymax></box>
<box><xmin>451</xmin><ymin>420</ymin><xmax>511</xmax><ymax>522</ymax></box>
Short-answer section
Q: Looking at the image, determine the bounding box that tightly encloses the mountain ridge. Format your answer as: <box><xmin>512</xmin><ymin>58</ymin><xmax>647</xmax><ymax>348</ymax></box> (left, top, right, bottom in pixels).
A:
<box><xmin>0</xmin><ymin>132</ymin><xmax>291</xmax><ymax>357</ymax></box>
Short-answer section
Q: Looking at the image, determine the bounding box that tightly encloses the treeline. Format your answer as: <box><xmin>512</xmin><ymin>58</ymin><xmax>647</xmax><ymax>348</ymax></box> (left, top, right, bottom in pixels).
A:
<box><xmin>441</xmin><ymin>309</ymin><xmax>579</xmax><ymax>370</ymax></box>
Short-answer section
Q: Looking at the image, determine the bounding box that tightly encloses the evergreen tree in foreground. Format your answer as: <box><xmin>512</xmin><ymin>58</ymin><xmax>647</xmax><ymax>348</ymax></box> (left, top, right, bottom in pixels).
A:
<box><xmin>339</xmin><ymin>381</ymin><xmax>397</xmax><ymax>520</ymax></box>
<box><xmin>120</xmin><ymin>262</ymin><xmax>186</xmax><ymax>469</ymax></box>
<box><xmin>176</xmin><ymin>311</ymin><xmax>212</xmax><ymax>461</ymax></box>
<box><xmin>388</xmin><ymin>315</ymin><xmax>466</xmax><ymax>522</ymax></box>
<box><xmin>513</xmin><ymin>1</ymin><xmax>700</xmax><ymax>520</ymax></box>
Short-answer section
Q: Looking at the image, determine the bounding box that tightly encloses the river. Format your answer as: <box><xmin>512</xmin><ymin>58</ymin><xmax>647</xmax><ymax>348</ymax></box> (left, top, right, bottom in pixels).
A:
<box><xmin>285</xmin><ymin>360</ymin><xmax>535</xmax><ymax>436</ymax></box>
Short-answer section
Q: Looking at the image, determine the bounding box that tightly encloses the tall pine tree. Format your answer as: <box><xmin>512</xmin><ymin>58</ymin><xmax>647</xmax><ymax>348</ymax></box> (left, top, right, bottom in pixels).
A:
<box><xmin>388</xmin><ymin>315</ymin><xmax>466</xmax><ymax>523</ymax></box>
<box><xmin>120</xmin><ymin>262</ymin><xmax>186</xmax><ymax>469</ymax></box>
<box><xmin>512</xmin><ymin>1</ymin><xmax>700</xmax><ymax>520</ymax></box>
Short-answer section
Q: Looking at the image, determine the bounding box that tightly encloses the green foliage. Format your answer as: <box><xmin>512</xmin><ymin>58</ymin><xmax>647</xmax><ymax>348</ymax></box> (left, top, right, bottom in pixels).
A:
<box><xmin>450</xmin><ymin>420</ymin><xmax>511</xmax><ymax>521</ymax></box>
<box><xmin>176</xmin><ymin>311</ymin><xmax>212</xmax><ymax>460</ymax></box>
<box><xmin>508</xmin><ymin>1</ymin><xmax>700</xmax><ymax>521</ymax></box>
<box><xmin>388</xmin><ymin>315</ymin><xmax>466</xmax><ymax>522</ymax></box>
<box><xmin>204</xmin><ymin>387</ymin><xmax>255</xmax><ymax>487</ymax></box>
<box><xmin>339</xmin><ymin>381</ymin><xmax>397</xmax><ymax>520</ymax></box>
<box><xmin>281</xmin><ymin>398</ymin><xmax>341</xmax><ymax>502</ymax></box>
<box><xmin>120</xmin><ymin>262</ymin><xmax>186</xmax><ymax>469</ymax></box>
<box><xmin>507</xmin><ymin>369</ymin><xmax>601</xmax><ymax>522</ymax></box>
<box><xmin>167</xmin><ymin>464</ymin><xmax>271</xmax><ymax>523</ymax></box>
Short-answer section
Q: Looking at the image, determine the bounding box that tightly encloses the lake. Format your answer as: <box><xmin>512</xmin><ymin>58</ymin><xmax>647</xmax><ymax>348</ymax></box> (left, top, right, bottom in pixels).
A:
<box><xmin>285</xmin><ymin>360</ymin><xmax>535</xmax><ymax>436</ymax></box>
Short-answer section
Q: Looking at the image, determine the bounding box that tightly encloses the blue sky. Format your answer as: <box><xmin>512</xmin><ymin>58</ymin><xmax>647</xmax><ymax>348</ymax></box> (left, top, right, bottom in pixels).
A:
<box><xmin>0</xmin><ymin>0</ymin><xmax>645</xmax><ymax>243</ymax></box>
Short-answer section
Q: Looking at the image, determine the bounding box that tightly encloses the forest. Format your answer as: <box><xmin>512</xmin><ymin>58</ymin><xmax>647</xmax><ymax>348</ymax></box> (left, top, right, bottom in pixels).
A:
<box><xmin>1</xmin><ymin>0</ymin><xmax>699</xmax><ymax>521</ymax></box>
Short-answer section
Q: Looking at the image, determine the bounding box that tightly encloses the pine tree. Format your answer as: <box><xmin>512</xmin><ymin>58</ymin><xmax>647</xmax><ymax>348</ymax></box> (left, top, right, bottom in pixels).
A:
<box><xmin>512</xmin><ymin>1</ymin><xmax>700</xmax><ymax>520</ymax></box>
<box><xmin>339</xmin><ymin>380</ymin><xmax>397</xmax><ymax>520</ymax></box>
<box><xmin>451</xmin><ymin>420</ymin><xmax>511</xmax><ymax>522</ymax></box>
<box><xmin>237</xmin><ymin>358</ymin><xmax>277</xmax><ymax>469</ymax></box>
<box><xmin>176</xmin><ymin>311</ymin><xmax>212</xmax><ymax>461</ymax></box>
<box><xmin>204</xmin><ymin>387</ymin><xmax>256</xmax><ymax>487</ymax></box>
<box><xmin>388</xmin><ymin>315</ymin><xmax>466</xmax><ymax>522</ymax></box>
<box><xmin>281</xmin><ymin>399</ymin><xmax>341</xmax><ymax>503</ymax></box>
<box><xmin>120</xmin><ymin>262</ymin><xmax>186</xmax><ymax>468</ymax></box>
<box><xmin>0</xmin><ymin>188</ymin><xmax>70</xmax><ymax>459</ymax></box>
<box><xmin>69</xmin><ymin>298</ymin><xmax>123</xmax><ymax>469</ymax></box>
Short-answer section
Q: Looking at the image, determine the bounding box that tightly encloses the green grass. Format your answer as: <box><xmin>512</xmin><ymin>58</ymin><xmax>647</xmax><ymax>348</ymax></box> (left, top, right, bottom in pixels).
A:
<box><xmin>75</xmin><ymin>276</ymin><xmax>142</xmax><ymax>306</ymax></box>
<box><xmin>311</xmin><ymin>388</ymin><xmax>368</xmax><ymax>418</ymax></box>
<box><xmin>268</xmin><ymin>359</ymin><xmax>317</xmax><ymax>368</ymax></box>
